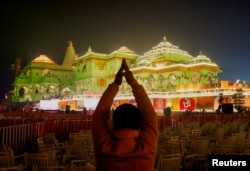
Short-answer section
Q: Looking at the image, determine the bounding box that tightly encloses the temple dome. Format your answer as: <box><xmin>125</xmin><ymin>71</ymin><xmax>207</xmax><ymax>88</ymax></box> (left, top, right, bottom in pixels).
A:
<box><xmin>112</xmin><ymin>46</ymin><xmax>135</xmax><ymax>54</ymax></box>
<box><xmin>137</xmin><ymin>36</ymin><xmax>194</xmax><ymax>67</ymax></box>
<box><xmin>192</xmin><ymin>51</ymin><xmax>211</xmax><ymax>63</ymax></box>
<box><xmin>31</xmin><ymin>55</ymin><xmax>57</xmax><ymax>65</ymax></box>
<box><xmin>143</xmin><ymin>36</ymin><xmax>192</xmax><ymax>58</ymax></box>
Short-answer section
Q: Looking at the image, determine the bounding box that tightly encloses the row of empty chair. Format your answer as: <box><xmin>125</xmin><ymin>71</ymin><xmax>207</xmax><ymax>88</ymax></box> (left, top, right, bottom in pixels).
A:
<box><xmin>155</xmin><ymin>120</ymin><xmax>250</xmax><ymax>171</ymax></box>
<box><xmin>0</xmin><ymin>130</ymin><xmax>95</xmax><ymax>171</ymax></box>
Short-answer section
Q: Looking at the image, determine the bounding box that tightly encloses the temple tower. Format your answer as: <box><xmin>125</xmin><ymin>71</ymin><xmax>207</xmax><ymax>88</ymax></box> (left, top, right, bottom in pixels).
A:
<box><xmin>62</xmin><ymin>40</ymin><xmax>77</xmax><ymax>66</ymax></box>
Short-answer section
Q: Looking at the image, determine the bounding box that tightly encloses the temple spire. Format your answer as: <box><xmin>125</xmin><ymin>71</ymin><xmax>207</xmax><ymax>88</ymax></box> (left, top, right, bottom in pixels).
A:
<box><xmin>87</xmin><ymin>46</ymin><xmax>92</xmax><ymax>53</ymax></box>
<box><xmin>68</xmin><ymin>40</ymin><xmax>73</xmax><ymax>46</ymax></box>
<box><xmin>163</xmin><ymin>35</ymin><xmax>167</xmax><ymax>42</ymax></box>
<box><xmin>62</xmin><ymin>40</ymin><xmax>77</xmax><ymax>66</ymax></box>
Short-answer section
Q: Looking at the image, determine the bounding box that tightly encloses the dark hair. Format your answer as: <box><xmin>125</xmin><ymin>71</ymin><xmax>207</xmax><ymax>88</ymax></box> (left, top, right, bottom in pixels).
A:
<box><xmin>112</xmin><ymin>103</ymin><xmax>141</xmax><ymax>130</ymax></box>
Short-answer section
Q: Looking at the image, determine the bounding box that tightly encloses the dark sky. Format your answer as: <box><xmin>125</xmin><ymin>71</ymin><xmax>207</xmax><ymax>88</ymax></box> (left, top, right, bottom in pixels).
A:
<box><xmin>1</xmin><ymin>0</ymin><xmax>250</xmax><ymax>98</ymax></box>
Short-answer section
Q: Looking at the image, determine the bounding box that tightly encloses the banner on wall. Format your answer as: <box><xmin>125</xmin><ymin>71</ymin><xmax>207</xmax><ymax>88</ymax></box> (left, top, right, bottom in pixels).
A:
<box><xmin>153</xmin><ymin>98</ymin><xmax>166</xmax><ymax>110</ymax></box>
<box><xmin>180</xmin><ymin>98</ymin><xmax>195</xmax><ymax>111</ymax></box>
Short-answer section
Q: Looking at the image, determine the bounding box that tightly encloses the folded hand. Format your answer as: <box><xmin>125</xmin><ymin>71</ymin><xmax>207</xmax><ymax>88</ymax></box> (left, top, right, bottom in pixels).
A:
<box><xmin>114</xmin><ymin>58</ymin><xmax>135</xmax><ymax>86</ymax></box>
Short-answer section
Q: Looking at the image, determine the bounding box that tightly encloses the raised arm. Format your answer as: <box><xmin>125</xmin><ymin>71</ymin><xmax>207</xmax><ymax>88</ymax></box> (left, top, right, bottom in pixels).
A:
<box><xmin>122</xmin><ymin>59</ymin><xmax>158</xmax><ymax>146</ymax></box>
<box><xmin>92</xmin><ymin>61</ymin><xmax>124</xmax><ymax>148</ymax></box>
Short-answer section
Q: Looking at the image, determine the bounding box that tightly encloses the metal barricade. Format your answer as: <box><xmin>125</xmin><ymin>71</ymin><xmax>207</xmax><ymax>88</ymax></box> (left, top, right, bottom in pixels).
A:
<box><xmin>0</xmin><ymin>124</ymin><xmax>30</xmax><ymax>154</ymax></box>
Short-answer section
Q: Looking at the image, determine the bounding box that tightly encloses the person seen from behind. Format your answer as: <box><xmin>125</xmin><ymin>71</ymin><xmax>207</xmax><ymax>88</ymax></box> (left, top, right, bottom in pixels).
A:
<box><xmin>92</xmin><ymin>59</ymin><xmax>158</xmax><ymax>171</ymax></box>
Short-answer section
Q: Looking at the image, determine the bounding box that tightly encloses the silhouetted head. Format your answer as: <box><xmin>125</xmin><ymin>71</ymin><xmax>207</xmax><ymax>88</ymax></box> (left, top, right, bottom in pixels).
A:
<box><xmin>112</xmin><ymin>103</ymin><xmax>141</xmax><ymax>130</ymax></box>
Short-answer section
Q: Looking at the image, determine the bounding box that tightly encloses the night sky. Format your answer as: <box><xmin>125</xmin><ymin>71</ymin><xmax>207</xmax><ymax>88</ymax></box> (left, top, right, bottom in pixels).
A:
<box><xmin>1</xmin><ymin>0</ymin><xmax>250</xmax><ymax>98</ymax></box>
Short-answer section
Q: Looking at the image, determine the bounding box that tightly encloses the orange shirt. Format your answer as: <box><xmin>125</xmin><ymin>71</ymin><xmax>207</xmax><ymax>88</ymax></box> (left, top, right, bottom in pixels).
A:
<box><xmin>92</xmin><ymin>81</ymin><xmax>158</xmax><ymax>171</ymax></box>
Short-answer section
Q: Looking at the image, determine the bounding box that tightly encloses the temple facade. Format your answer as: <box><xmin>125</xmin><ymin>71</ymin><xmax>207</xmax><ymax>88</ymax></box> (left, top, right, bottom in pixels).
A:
<box><xmin>12</xmin><ymin>36</ymin><xmax>230</xmax><ymax>111</ymax></box>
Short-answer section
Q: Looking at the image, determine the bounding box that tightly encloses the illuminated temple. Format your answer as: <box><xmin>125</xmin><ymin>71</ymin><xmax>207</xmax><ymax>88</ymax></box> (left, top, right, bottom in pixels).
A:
<box><xmin>11</xmin><ymin>36</ymin><xmax>250</xmax><ymax>112</ymax></box>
